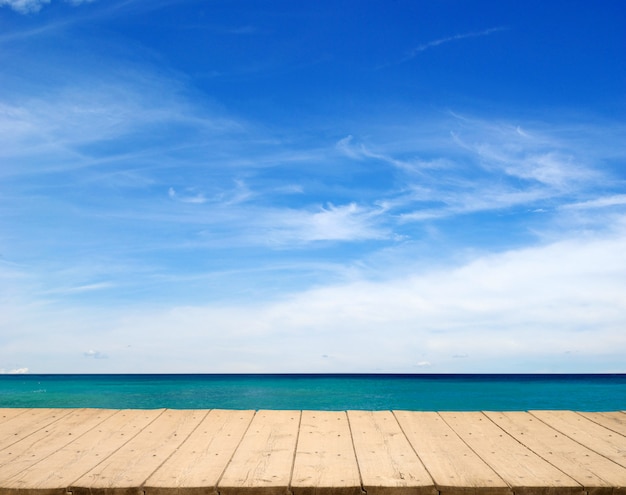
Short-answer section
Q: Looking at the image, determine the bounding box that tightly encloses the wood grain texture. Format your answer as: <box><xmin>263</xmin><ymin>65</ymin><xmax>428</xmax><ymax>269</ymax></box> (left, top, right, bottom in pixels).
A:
<box><xmin>0</xmin><ymin>409</ymin><xmax>625</xmax><ymax>495</ymax></box>
<box><xmin>579</xmin><ymin>411</ymin><xmax>626</xmax><ymax>436</ymax></box>
<box><xmin>531</xmin><ymin>410</ymin><xmax>626</xmax><ymax>468</ymax></box>
<box><xmin>291</xmin><ymin>410</ymin><xmax>362</xmax><ymax>495</ymax></box>
<box><xmin>70</xmin><ymin>409</ymin><xmax>206</xmax><ymax>495</ymax></box>
<box><xmin>0</xmin><ymin>408</ymin><xmax>116</xmax><ymax>482</ymax></box>
<box><xmin>485</xmin><ymin>411</ymin><xmax>626</xmax><ymax>495</ymax></box>
<box><xmin>441</xmin><ymin>412</ymin><xmax>583</xmax><ymax>495</ymax></box>
<box><xmin>3</xmin><ymin>409</ymin><xmax>162</xmax><ymax>495</ymax></box>
<box><xmin>218</xmin><ymin>410</ymin><xmax>300</xmax><ymax>495</ymax></box>
<box><xmin>394</xmin><ymin>411</ymin><xmax>511</xmax><ymax>495</ymax></box>
<box><xmin>348</xmin><ymin>410</ymin><xmax>435</xmax><ymax>495</ymax></box>
<box><xmin>0</xmin><ymin>409</ymin><xmax>73</xmax><ymax>451</ymax></box>
<box><xmin>0</xmin><ymin>408</ymin><xmax>31</xmax><ymax>424</ymax></box>
<box><xmin>145</xmin><ymin>409</ymin><xmax>255</xmax><ymax>495</ymax></box>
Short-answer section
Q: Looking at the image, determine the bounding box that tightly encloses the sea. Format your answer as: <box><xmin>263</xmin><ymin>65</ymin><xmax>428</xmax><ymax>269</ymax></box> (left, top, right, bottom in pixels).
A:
<box><xmin>0</xmin><ymin>374</ymin><xmax>625</xmax><ymax>411</ymax></box>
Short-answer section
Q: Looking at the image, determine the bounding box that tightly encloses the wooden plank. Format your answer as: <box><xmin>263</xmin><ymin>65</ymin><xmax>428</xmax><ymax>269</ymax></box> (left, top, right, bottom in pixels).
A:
<box><xmin>3</xmin><ymin>408</ymin><xmax>162</xmax><ymax>495</ymax></box>
<box><xmin>579</xmin><ymin>411</ymin><xmax>626</xmax><ymax>436</ymax></box>
<box><xmin>485</xmin><ymin>411</ymin><xmax>626</xmax><ymax>495</ymax></box>
<box><xmin>0</xmin><ymin>408</ymin><xmax>73</xmax><ymax>451</ymax></box>
<box><xmin>218</xmin><ymin>409</ymin><xmax>300</xmax><ymax>495</ymax></box>
<box><xmin>0</xmin><ymin>408</ymin><xmax>30</xmax><ymax>424</ymax></box>
<box><xmin>70</xmin><ymin>409</ymin><xmax>207</xmax><ymax>495</ymax></box>
<box><xmin>347</xmin><ymin>410</ymin><xmax>435</xmax><ymax>495</ymax></box>
<box><xmin>0</xmin><ymin>408</ymin><xmax>116</xmax><ymax>482</ymax></box>
<box><xmin>441</xmin><ymin>412</ymin><xmax>583</xmax><ymax>495</ymax></box>
<box><xmin>291</xmin><ymin>410</ymin><xmax>362</xmax><ymax>495</ymax></box>
<box><xmin>144</xmin><ymin>409</ymin><xmax>255</xmax><ymax>495</ymax></box>
<box><xmin>531</xmin><ymin>410</ymin><xmax>626</xmax><ymax>468</ymax></box>
<box><xmin>394</xmin><ymin>411</ymin><xmax>510</xmax><ymax>495</ymax></box>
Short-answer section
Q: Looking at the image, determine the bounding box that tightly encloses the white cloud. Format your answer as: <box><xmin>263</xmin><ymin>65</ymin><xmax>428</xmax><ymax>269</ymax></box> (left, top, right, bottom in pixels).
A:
<box><xmin>410</xmin><ymin>27</ymin><xmax>507</xmax><ymax>55</ymax></box>
<box><xmin>45</xmin><ymin>282</ymin><xmax>114</xmax><ymax>295</ymax></box>
<box><xmin>4</xmin><ymin>226</ymin><xmax>624</xmax><ymax>373</ymax></box>
<box><xmin>0</xmin><ymin>0</ymin><xmax>94</xmax><ymax>13</ymax></box>
<box><xmin>0</xmin><ymin>0</ymin><xmax>50</xmax><ymax>13</ymax></box>
<box><xmin>0</xmin><ymin>367</ymin><xmax>29</xmax><ymax>374</ymax></box>
<box><xmin>84</xmin><ymin>349</ymin><xmax>107</xmax><ymax>359</ymax></box>
<box><xmin>336</xmin><ymin>135</ymin><xmax>436</xmax><ymax>173</ymax></box>
<box><xmin>0</xmin><ymin>76</ymin><xmax>242</xmax><ymax>175</ymax></box>
<box><xmin>390</xmin><ymin>27</ymin><xmax>508</xmax><ymax>66</ymax></box>
<box><xmin>563</xmin><ymin>194</ymin><xmax>626</xmax><ymax>210</ymax></box>
<box><xmin>168</xmin><ymin>187</ymin><xmax>207</xmax><ymax>204</ymax></box>
<box><xmin>265</xmin><ymin>202</ymin><xmax>388</xmax><ymax>244</ymax></box>
<box><xmin>338</xmin><ymin>118</ymin><xmax>620</xmax><ymax>226</ymax></box>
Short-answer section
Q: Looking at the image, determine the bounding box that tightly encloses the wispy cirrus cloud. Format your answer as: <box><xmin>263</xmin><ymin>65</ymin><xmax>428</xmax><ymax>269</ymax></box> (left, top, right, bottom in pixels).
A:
<box><xmin>45</xmin><ymin>282</ymin><xmax>115</xmax><ymax>295</ymax></box>
<box><xmin>338</xmin><ymin>115</ymin><xmax>623</xmax><ymax>229</ymax></box>
<box><xmin>562</xmin><ymin>194</ymin><xmax>626</xmax><ymax>210</ymax></box>
<box><xmin>377</xmin><ymin>27</ymin><xmax>507</xmax><ymax>68</ymax></box>
<box><xmin>336</xmin><ymin>135</ymin><xmax>447</xmax><ymax>173</ymax></box>
<box><xmin>409</xmin><ymin>27</ymin><xmax>507</xmax><ymax>55</ymax></box>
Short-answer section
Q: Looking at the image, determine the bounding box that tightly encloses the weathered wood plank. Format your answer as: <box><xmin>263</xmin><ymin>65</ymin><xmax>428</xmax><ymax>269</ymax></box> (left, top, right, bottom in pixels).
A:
<box><xmin>144</xmin><ymin>409</ymin><xmax>255</xmax><ymax>495</ymax></box>
<box><xmin>3</xmin><ymin>409</ymin><xmax>162</xmax><ymax>495</ymax></box>
<box><xmin>348</xmin><ymin>410</ymin><xmax>435</xmax><ymax>495</ymax></box>
<box><xmin>70</xmin><ymin>409</ymin><xmax>206</xmax><ymax>495</ymax></box>
<box><xmin>0</xmin><ymin>408</ymin><xmax>30</xmax><ymax>424</ymax></box>
<box><xmin>579</xmin><ymin>411</ymin><xmax>626</xmax><ymax>436</ymax></box>
<box><xmin>394</xmin><ymin>411</ymin><xmax>510</xmax><ymax>495</ymax></box>
<box><xmin>442</xmin><ymin>412</ymin><xmax>583</xmax><ymax>495</ymax></box>
<box><xmin>485</xmin><ymin>411</ymin><xmax>626</xmax><ymax>495</ymax></box>
<box><xmin>441</xmin><ymin>412</ymin><xmax>583</xmax><ymax>495</ymax></box>
<box><xmin>0</xmin><ymin>408</ymin><xmax>73</xmax><ymax>451</ymax></box>
<box><xmin>531</xmin><ymin>410</ymin><xmax>626</xmax><ymax>469</ymax></box>
<box><xmin>291</xmin><ymin>410</ymin><xmax>362</xmax><ymax>495</ymax></box>
<box><xmin>1</xmin><ymin>408</ymin><xmax>626</xmax><ymax>495</ymax></box>
<box><xmin>218</xmin><ymin>410</ymin><xmax>300</xmax><ymax>495</ymax></box>
<box><xmin>0</xmin><ymin>408</ymin><xmax>115</xmax><ymax>483</ymax></box>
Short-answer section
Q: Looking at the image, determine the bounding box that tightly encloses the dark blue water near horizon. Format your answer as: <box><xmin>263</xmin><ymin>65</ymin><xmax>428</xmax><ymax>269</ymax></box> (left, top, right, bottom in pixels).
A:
<box><xmin>1</xmin><ymin>374</ymin><xmax>625</xmax><ymax>411</ymax></box>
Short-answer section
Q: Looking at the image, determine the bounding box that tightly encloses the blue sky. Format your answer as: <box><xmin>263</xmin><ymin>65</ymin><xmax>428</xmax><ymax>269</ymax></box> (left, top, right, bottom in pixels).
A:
<box><xmin>1</xmin><ymin>0</ymin><xmax>625</xmax><ymax>373</ymax></box>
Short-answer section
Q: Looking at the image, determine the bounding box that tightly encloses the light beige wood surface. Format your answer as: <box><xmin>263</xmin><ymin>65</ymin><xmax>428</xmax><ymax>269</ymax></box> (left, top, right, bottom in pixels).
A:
<box><xmin>579</xmin><ymin>411</ymin><xmax>626</xmax><ymax>435</ymax></box>
<box><xmin>0</xmin><ymin>408</ymin><xmax>72</xmax><ymax>451</ymax></box>
<box><xmin>531</xmin><ymin>410</ymin><xmax>626</xmax><ymax>468</ymax></box>
<box><xmin>0</xmin><ymin>408</ymin><xmax>115</xmax><ymax>482</ymax></box>
<box><xmin>393</xmin><ymin>411</ymin><xmax>511</xmax><ymax>495</ymax></box>
<box><xmin>145</xmin><ymin>409</ymin><xmax>255</xmax><ymax>495</ymax></box>
<box><xmin>291</xmin><ymin>410</ymin><xmax>362</xmax><ymax>495</ymax></box>
<box><xmin>4</xmin><ymin>409</ymin><xmax>162</xmax><ymax>494</ymax></box>
<box><xmin>485</xmin><ymin>411</ymin><xmax>626</xmax><ymax>495</ymax></box>
<box><xmin>441</xmin><ymin>412</ymin><xmax>583</xmax><ymax>495</ymax></box>
<box><xmin>70</xmin><ymin>409</ymin><xmax>206</xmax><ymax>495</ymax></box>
<box><xmin>0</xmin><ymin>408</ymin><xmax>30</xmax><ymax>424</ymax></box>
<box><xmin>348</xmin><ymin>410</ymin><xmax>435</xmax><ymax>495</ymax></box>
<box><xmin>0</xmin><ymin>409</ymin><xmax>625</xmax><ymax>495</ymax></box>
<box><xmin>218</xmin><ymin>410</ymin><xmax>300</xmax><ymax>495</ymax></box>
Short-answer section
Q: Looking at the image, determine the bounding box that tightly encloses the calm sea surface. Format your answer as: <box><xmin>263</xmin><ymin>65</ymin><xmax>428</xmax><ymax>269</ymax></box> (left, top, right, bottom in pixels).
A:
<box><xmin>0</xmin><ymin>374</ymin><xmax>625</xmax><ymax>411</ymax></box>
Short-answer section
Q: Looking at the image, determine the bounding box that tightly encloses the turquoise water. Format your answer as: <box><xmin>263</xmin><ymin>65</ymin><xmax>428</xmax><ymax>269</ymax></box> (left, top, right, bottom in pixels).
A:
<box><xmin>0</xmin><ymin>374</ymin><xmax>625</xmax><ymax>411</ymax></box>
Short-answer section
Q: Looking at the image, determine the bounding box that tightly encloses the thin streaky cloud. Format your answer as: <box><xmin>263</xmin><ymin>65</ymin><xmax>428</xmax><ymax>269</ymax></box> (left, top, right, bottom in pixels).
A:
<box><xmin>398</xmin><ymin>27</ymin><xmax>508</xmax><ymax>65</ymax></box>
<box><xmin>562</xmin><ymin>194</ymin><xmax>626</xmax><ymax>210</ymax></box>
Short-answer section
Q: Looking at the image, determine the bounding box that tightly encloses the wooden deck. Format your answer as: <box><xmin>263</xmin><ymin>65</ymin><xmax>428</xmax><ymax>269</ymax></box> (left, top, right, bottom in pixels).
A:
<box><xmin>0</xmin><ymin>409</ymin><xmax>625</xmax><ymax>495</ymax></box>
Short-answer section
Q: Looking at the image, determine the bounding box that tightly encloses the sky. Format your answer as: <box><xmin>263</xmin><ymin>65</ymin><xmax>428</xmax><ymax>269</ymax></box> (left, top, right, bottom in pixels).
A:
<box><xmin>1</xmin><ymin>0</ymin><xmax>625</xmax><ymax>374</ymax></box>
